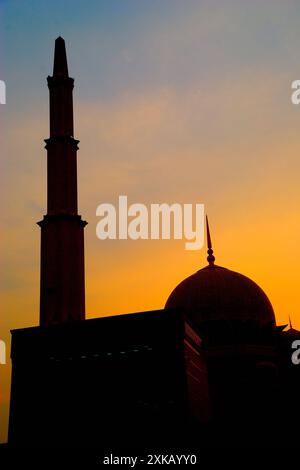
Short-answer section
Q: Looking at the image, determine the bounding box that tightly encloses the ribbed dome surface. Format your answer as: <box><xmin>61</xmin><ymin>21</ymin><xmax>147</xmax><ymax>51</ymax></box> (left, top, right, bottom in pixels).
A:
<box><xmin>165</xmin><ymin>265</ymin><xmax>275</xmax><ymax>327</ymax></box>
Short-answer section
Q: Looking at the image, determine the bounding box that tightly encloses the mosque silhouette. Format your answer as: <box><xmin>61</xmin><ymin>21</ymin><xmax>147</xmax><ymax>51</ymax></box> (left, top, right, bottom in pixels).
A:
<box><xmin>7</xmin><ymin>38</ymin><xmax>300</xmax><ymax>449</ymax></box>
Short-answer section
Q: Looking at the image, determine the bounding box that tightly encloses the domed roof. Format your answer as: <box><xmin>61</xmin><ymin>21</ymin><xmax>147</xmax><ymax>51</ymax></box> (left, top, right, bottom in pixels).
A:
<box><xmin>165</xmin><ymin>217</ymin><xmax>276</xmax><ymax>328</ymax></box>
<box><xmin>165</xmin><ymin>264</ymin><xmax>276</xmax><ymax>327</ymax></box>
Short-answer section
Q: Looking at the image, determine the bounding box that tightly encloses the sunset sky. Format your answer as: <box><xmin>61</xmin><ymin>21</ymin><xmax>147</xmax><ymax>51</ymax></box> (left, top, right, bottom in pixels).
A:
<box><xmin>1</xmin><ymin>0</ymin><xmax>300</xmax><ymax>442</ymax></box>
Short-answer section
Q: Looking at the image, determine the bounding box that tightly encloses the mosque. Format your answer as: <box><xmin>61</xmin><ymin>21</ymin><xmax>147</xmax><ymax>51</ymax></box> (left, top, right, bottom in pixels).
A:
<box><xmin>7</xmin><ymin>38</ymin><xmax>300</xmax><ymax>449</ymax></box>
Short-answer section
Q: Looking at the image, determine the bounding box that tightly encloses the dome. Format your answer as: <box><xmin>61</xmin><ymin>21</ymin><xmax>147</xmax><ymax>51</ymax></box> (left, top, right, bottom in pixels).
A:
<box><xmin>166</xmin><ymin>217</ymin><xmax>276</xmax><ymax>329</ymax></box>
<box><xmin>165</xmin><ymin>264</ymin><xmax>276</xmax><ymax>327</ymax></box>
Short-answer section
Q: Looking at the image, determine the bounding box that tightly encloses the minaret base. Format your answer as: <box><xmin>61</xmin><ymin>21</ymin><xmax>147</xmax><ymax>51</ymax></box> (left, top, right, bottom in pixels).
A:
<box><xmin>38</xmin><ymin>214</ymin><xmax>87</xmax><ymax>326</ymax></box>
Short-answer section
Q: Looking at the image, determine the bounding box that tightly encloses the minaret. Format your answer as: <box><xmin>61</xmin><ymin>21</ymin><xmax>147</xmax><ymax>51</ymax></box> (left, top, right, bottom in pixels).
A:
<box><xmin>38</xmin><ymin>37</ymin><xmax>87</xmax><ymax>326</ymax></box>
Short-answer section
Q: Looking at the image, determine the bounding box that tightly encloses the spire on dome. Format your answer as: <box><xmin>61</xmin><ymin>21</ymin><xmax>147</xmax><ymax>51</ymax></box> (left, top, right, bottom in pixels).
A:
<box><xmin>289</xmin><ymin>315</ymin><xmax>293</xmax><ymax>329</ymax></box>
<box><xmin>53</xmin><ymin>36</ymin><xmax>69</xmax><ymax>77</ymax></box>
<box><xmin>206</xmin><ymin>215</ymin><xmax>215</xmax><ymax>266</ymax></box>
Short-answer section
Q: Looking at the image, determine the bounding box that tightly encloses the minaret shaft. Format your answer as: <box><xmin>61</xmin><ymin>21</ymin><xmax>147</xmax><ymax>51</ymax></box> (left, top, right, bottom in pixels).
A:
<box><xmin>48</xmin><ymin>77</ymin><xmax>74</xmax><ymax>137</ymax></box>
<box><xmin>46</xmin><ymin>137</ymin><xmax>78</xmax><ymax>214</ymax></box>
<box><xmin>38</xmin><ymin>37</ymin><xmax>87</xmax><ymax>326</ymax></box>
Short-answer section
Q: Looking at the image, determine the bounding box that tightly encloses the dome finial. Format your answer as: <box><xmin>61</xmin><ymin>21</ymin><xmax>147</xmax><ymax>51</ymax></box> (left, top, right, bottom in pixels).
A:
<box><xmin>206</xmin><ymin>215</ymin><xmax>215</xmax><ymax>266</ymax></box>
<box><xmin>289</xmin><ymin>315</ymin><xmax>293</xmax><ymax>329</ymax></box>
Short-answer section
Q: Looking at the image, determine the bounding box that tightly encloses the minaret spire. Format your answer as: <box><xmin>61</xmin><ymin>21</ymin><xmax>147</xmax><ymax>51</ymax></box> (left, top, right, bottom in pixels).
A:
<box><xmin>53</xmin><ymin>36</ymin><xmax>69</xmax><ymax>77</ymax></box>
<box><xmin>38</xmin><ymin>38</ymin><xmax>87</xmax><ymax>326</ymax></box>
<box><xmin>48</xmin><ymin>36</ymin><xmax>74</xmax><ymax>140</ymax></box>
<box><xmin>206</xmin><ymin>215</ymin><xmax>215</xmax><ymax>266</ymax></box>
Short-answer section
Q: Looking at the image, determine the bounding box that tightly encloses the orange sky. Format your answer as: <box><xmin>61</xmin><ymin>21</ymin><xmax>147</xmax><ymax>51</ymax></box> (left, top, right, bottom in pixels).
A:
<box><xmin>1</xmin><ymin>1</ymin><xmax>300</xmax><ymax>443</ymax></box>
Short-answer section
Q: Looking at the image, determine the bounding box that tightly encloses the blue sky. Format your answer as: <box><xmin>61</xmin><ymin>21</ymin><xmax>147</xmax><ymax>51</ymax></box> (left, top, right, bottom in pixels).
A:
<box><xmin>3</xmin><ymin>0</ymin><xmax>300</xmax><ymax>109</ymax></box>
